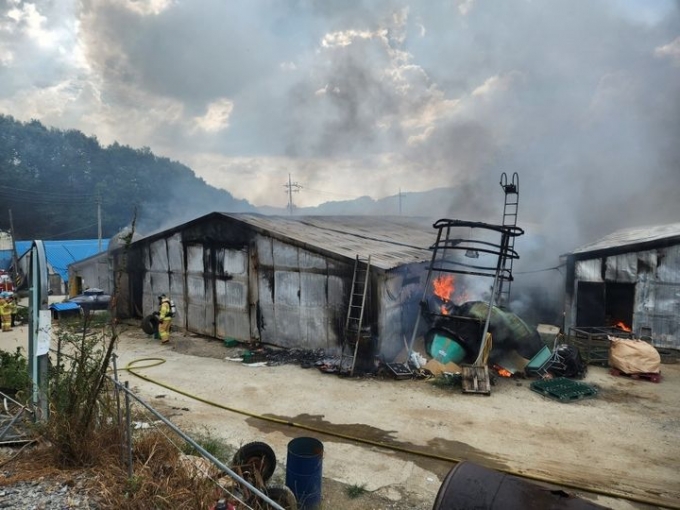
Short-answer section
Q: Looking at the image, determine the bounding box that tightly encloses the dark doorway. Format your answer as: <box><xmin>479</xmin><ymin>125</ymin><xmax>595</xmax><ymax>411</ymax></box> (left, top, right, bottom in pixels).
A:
<box><xmin>576</xmin><ymin>281</ymin><xmax>635</xmax><ymax>328</ymax></box>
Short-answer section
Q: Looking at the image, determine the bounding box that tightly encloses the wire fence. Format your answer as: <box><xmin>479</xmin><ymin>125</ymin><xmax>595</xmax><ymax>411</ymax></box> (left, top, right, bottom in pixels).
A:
<box><xmin>105</xmin><ymin>369</ymin><xmax>286</xmax><ymax>510</ymax></box>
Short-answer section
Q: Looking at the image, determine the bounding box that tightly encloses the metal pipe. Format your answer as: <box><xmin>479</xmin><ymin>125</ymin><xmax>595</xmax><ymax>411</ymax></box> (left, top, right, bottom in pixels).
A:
<box><xmin>124</xmin><ymin>381</ymin><xmax>133</xmax><ymax>479</ymax></box>
<box><xmin>109</xmin><ymin>376</ymin><xmax>285</xmax><ymax>510</ymax></box>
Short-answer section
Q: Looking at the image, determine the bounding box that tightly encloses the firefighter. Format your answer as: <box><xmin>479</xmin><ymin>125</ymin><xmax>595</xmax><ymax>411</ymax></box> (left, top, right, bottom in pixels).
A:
<box><xmin>7</xmin><ymin>294</ymin><xmax>17</xmax><ymax>327</ymax></box>
<box><xmin>157</xmin><ymin>294</ymin><xmax>172</xmax><ymax>344</ymax></box>
<box><xmin>0</xmin><ymin>296</ymin><xmax>11</xmax><ymax>332</ymax></box>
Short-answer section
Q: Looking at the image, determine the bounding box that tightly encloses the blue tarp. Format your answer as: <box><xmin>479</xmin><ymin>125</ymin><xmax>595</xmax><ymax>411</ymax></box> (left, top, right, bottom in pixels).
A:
<box><xmin>15</xmin><ymin>239</ymin><xmax>109</xmax><ymax>282</ymax></box>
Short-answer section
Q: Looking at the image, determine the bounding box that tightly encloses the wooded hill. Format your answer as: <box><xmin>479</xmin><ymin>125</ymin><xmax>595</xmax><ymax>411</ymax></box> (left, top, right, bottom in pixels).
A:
<box><xmin>0</xmin><ymin>115</ymin><xmax>254</xmax><ymax>241</ymax></box>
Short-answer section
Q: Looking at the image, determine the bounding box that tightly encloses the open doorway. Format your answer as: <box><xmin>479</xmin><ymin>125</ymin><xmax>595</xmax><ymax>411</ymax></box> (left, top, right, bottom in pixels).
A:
<box><xmin>576</xmin><ymin>282</ymin><xmax>635</xmax><ymax>328</ymax></box>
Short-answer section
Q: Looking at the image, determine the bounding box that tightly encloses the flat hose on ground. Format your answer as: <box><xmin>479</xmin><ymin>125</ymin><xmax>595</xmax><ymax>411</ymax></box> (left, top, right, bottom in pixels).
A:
<box><xmin>123</xmin><ymin>358</ymin><xmax>679</xmax><ymax>510</ymax></box>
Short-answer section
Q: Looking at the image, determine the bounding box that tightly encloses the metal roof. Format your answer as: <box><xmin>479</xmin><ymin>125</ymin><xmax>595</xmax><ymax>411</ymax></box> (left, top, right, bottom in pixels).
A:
<box><xmin>572</xmin><ymin>222</ymin><xmax>680</xmax><ymax>255</ymax></box>
<box><xmin>221</xmin><ymin>214</ymin><xmax>436</xmax><ymax>270</ymax></box>
<box><xmin>16</xmin><ymin>240</ymin><xmax>110</xmax><ymax>281</ymax></box>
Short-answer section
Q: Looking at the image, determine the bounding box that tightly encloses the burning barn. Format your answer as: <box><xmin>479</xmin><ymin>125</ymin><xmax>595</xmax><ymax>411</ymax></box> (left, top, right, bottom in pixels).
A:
<box><xmin>108</xmin><ymin>213</ymin><xmax>435</xmax><ymax>358</ymax></box>
<box><xmin>564</xmin><ymin>222</ymin><xmax>680</xmax><ymax>349</ymax></box>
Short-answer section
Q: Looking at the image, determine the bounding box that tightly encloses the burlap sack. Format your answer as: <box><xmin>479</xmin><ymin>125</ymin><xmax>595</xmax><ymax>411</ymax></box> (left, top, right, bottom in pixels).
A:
<box><xmin>608</xmin><ymin>336</ymin><xmax>661</xmax><ymax>374</ymax></box>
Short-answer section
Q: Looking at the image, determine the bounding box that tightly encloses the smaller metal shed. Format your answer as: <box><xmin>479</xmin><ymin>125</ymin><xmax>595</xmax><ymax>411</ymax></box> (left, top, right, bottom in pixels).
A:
<box><xmin>111</xmin><ymin>213</ymin><xmax>436</xmax><ymax>357</ymax></box>
<box><xmin>564</xmin><ymin>223</ymin><xmax>680</xmax><ymax>349</ymax></box>
<box><xmin>16</xmin><ymin>239</ymin><xmax>109</xmax><ymax>295</ymax></box>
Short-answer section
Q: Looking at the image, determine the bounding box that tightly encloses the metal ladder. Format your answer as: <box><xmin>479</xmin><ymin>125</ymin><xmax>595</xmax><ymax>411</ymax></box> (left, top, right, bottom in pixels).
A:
<box><xmin>495</xmin><ymin>172</ymin><xmax>520</xmax><ymax>307</ymax></box>
<box><xmin>341</xmin><ymin>255</ymin><xmax>371</xmax><ymax>376</ymax></box>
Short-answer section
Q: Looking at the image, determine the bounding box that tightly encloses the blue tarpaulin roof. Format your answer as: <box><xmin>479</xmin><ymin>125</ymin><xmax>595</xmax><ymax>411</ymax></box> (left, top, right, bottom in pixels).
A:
<box><xmin>15</xmin><ymin>239</ymin><xmax>109</xmax><ymax>282</ymax></box>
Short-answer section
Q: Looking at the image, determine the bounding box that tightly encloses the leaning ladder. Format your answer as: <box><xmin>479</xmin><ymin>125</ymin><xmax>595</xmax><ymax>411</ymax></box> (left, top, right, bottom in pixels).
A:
<box><xmin>341</xmin><ymin>255</ymin><xmax>371</xmax><ymax>376</ymax></box>
<box><xmin>495</xmin><ymin>172</ymin><xmax>520</xmax><ymax>307</ymax></box>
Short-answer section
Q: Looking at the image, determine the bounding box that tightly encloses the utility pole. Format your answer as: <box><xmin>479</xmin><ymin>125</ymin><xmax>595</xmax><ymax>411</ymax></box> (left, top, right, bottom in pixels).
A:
<box><xmin>283</xmin><ymin>173</ymin><xmax>302</xmax><ymax>215</ymax></box>
<box><xmin>8</xmin><ymin>209</ymin><xmax>18</xmax><ymax>273</ymax></box>
<box><xmin>97</xmin><ymin>195</ymin><xmax>102</xmax><ymax>251</ymax></box>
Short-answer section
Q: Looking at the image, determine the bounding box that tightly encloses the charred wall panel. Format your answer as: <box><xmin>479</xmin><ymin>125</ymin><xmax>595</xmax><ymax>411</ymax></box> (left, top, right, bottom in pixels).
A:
<box><xmin>215</xmin><ymin>247</ymin><xmax>250</xmax><ymax>341</ymax></box>
<box><xmin>378</xmin><ymin>263</ymin><xmax>428</xmax><ymax>360</ymax></box>
<box><xmin>568</xmin><ymin>244</ymin><xmax>680</xmax><ymax>349</ymax></box>
<box><xmin>273</xmin><ymin>270</ymin><xmax>302</xmax><ymax>345</ymax></box>
<box><xmin>255</xmin><ymin>235</ymin><xmax>348</xmax><ymax>350</ymax></box>
<box><xmin>185</xmin><ymin>245</ymin><xmax>214</xmax><ymax>336</ymax></box>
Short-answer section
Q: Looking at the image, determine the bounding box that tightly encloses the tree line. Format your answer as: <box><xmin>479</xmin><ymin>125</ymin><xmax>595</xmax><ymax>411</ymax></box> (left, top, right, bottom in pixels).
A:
<box><xmin>0</xmin><ymin>115</ymin><xmax>253</xmax><ymax>241</ymax></box>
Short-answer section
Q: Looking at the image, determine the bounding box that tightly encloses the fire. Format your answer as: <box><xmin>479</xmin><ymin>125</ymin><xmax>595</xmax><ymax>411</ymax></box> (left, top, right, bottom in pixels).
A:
<box><xmin>614</xmin><ymin>321</ymin><xmax>632</xmax><ymax>332</ymax></box>
<box><xmin>492</xmin><ymin>364</ymin><xmax>513</xmax><ymax>378</ymax></box>
<box><xmin>433</xmin><ymin>275</ymin><xmax>455</xmax><ymax>302</ymax></box>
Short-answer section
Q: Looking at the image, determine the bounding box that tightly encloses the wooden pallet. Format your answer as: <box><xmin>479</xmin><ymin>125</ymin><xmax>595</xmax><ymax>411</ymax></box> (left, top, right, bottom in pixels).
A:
<box><xmin>609</xmin><ymin>368</ymin><xmax>661</xmax><ymax>383</ymax></box>
<box><xmin>461</xmin><ymin>365</ymin><xmax>491</xmax><ymax>395</ymax></box>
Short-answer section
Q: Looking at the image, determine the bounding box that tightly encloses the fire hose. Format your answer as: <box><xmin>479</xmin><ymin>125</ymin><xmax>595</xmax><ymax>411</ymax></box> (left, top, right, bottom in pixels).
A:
<box><xmin>122</xmin><ymin>357</ymin><xmax>680</xmax><ymax>510</ymax></box>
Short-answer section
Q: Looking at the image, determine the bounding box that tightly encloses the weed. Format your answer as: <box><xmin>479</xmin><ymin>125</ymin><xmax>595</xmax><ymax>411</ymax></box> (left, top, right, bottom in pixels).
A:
<box><xmin>181</xmin><ymin>427</ymin><xmax>234</xmax><ymax>464</ymax></box>
<box><xmin>346</xmin><ymin>483</ymin><xmax>367</xmax><ymax>498</ymax></box>
<box><xmin>0</xmin><ymin>347</ymin><xmax>30</xmax><ymax>393</ymax></box>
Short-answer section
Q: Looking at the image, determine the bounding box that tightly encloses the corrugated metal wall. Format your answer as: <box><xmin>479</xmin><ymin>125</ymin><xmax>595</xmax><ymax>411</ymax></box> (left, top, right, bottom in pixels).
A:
<box><xmin>377</xmin><ymin>263</ymin><xmax>428</xmax><ymax>359</ymax></box>
<box><xmin>70</xmin><ymin>254</ymin><xmax>112</xmax><ymax>294</ymax></box>
<box><xmin>568</xmin><ymin>244</ymin><xmax>680</xmax><ymax>349</ymax></box>
<box><xmin>256</xmin><ymin>236</ymin><xmax>347</xmax><ymax>350</ymax></box>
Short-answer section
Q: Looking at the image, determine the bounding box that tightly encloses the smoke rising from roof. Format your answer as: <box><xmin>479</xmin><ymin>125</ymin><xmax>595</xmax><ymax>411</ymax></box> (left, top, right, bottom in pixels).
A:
<box><xmin>0</xmin><ymin>0</ymin><xmax>678</xmax><ymax>260</ymax></box>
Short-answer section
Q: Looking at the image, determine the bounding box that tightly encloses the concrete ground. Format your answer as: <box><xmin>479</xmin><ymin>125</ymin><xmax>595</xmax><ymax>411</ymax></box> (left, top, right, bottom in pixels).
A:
<box><xmin>2</xmin><ymin>311</ymin><xmax>679</xmax><ymax>509</ymax></box>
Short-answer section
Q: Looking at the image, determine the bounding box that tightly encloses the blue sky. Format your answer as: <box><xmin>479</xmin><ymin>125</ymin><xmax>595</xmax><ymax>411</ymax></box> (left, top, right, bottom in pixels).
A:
<box><xmin>1</xmin><ymin>0</ymin><xmax>678</xmax><ymax>249</ymax></box>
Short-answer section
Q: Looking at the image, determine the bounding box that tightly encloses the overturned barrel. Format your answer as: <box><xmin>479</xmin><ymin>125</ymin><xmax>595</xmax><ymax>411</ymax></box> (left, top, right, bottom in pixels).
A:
<box><xmin>432</xmin><ymin>461</ymin><xmax>607</xmax><ymax>510</ymax></box>
<box><xmin>285</xmin><ymin>437</ymin><xmax>323</xmax><ymax>509</ymax></box>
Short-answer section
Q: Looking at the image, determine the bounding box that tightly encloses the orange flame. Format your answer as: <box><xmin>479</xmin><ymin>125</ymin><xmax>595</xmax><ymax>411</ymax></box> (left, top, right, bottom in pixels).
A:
<box><xmin>614</xmin><ymin>321</ymin><xmax>632</xmax><ymax>332</ymax></box>
<box><xmin>493</xmin><ymin>365</ymin><xmax>513</xmax><ymax>378</ymax></box>
<box><xmin>433</xmin><ymin>275</ymin><xmax>455</xmax><ymax>302</ymax></box>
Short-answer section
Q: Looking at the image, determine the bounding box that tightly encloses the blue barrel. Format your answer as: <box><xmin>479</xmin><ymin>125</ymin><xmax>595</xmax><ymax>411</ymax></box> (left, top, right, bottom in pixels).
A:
<box><xmin>285</xmin><ymin>437</ymin><xmax>323</xmax><ymax>509</ymax></box>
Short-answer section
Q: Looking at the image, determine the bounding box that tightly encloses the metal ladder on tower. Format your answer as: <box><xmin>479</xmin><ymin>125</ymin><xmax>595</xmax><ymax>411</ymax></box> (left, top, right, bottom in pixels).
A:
<box><xmin>495</xmin><ymin>172</ymin><xmax>520</xmax><ymax>307</ymax></box>
<box><xmin>341</xmin><ymin>255</ymin><xmax>371</xmax><ymax>376</ymax></box>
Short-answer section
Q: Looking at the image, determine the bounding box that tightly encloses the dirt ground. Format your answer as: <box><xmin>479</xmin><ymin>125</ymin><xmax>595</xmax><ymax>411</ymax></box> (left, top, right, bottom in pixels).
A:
<box><xmin>2</xmin><ymin>316</ymin><xmax>680</xmax><ymax>509</ymax></box>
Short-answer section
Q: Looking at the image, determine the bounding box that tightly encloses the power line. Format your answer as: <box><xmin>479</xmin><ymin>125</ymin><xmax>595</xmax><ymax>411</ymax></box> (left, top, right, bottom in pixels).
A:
<box><xmin>41</xmin><ymin>222</ymin><xmax>99</xmax><ymax>240</ymax></box>
<box><xmin>0</xmin><ymin>184</ymin><xmax>96</xmax><ymax>200</ymax></box>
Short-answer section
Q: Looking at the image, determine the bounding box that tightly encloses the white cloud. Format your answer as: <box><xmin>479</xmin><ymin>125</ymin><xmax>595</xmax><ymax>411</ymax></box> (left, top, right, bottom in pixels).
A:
<box><xmin>109</xmin><ymin>0</ymin><xmax>173</xmax><ymax>16</ymax></box>
<box><xmin>193</xmin><ymin>98</ymin><xmax>234</xmax><ymax>133</ymax></box>
<box><xmin>8</xmin><ymin>2</ymin><xmax>57</xmax><ymax>47</ymax></box>
<box><xmin>458</xmin><ymin>0</ymin><xmax>476</xmax><ymax>16</ymax></box>
<box><xmin>654</xmin><ymin>36</ymin><xmax>680</xmax><ymax>65</ymax></box>
<box><xmin>321</xmin><ymin>29</ymin><xmax>385</xmax><ymax>48</ymax></box>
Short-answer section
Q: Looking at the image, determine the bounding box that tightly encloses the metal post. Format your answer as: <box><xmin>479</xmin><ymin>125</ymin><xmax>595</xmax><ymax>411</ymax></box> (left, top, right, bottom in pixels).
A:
<box><xmin>124</xmin><ymin>381</ymin><xmax>133</xmax><ymax>479</ymax></box>
<box><xmin>111</xmin><ymin>377</ymin><xmax>285</xmax><ymax>510</ymax></box>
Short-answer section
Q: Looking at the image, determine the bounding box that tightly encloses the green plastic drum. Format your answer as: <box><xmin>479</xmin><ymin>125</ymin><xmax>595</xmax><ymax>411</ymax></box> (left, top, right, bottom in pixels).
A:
<box><xmin>429</xmin><ymin>333</ymin><xmax>466</xmax><ymax>364</ymax></box>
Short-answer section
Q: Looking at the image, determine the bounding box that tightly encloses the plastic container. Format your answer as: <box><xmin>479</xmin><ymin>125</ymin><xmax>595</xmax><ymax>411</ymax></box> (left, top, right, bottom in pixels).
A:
<box><xmin>433</xmin><ymin>461</ymin><xmax>606</xmax><ymax>509</ymax></box>
<box><xmin>429</xmin><ymin>333</ymin><xmax>466</xmax><ymax>364</ymax></box>
<box><xmin>285</xmin><ymin>437</ymin><xmax>324</xmax><ymax>509</ymax></box>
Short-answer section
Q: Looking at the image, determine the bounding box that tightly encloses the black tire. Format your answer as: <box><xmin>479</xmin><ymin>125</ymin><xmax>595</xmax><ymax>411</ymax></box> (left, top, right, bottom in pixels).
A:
<box><xmin>231</xmin><ymin>441</ymin><xmax>277</xmax><ymax>483</ymax></box>
<box><xmin>265</xmin><ymin>485</ymin><xmax>298</xmax><ymax>509</ymax></box>
<box><xmin>141</xmin><ymin>314</ymin><xmax>158</xmax><ymax>335</ymax></box>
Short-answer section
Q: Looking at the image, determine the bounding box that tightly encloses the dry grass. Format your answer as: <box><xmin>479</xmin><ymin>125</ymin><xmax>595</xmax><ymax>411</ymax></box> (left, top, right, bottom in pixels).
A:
<box><xmin>0</xmin><ymin>426</ymin><xmax>294</xmax><ymax>509</ymax></box>
<box><xmin>0</xmin><ymin>429</ymin><xmax>231</xmax><ymax>509</ymax></box>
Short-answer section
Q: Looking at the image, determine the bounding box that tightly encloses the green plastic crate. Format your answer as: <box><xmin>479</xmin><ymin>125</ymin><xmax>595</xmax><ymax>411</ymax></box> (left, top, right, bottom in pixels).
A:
<box><xmin>530</xmin><ymin>377</ymin><xmax>597</xmax><ymax>402</ymax></box>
